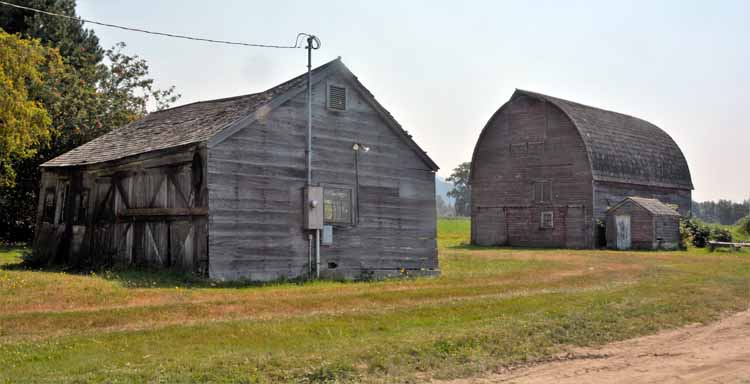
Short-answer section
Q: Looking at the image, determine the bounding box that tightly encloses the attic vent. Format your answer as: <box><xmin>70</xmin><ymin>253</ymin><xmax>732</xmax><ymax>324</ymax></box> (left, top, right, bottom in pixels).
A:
<box><xmin>327</xmin><ymin>84</ymin><xmax>347</xmax><ymax>111</ymax></box>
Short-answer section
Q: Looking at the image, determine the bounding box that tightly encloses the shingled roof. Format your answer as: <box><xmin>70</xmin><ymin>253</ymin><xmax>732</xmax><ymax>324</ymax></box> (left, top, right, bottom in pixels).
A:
<box><xmin>514</xmin><ymin>90</ymin><xmax>693</xmax><ymax>190</ymax></box>
<box><xmin>609</xmin><ymin>197</ymin><xmax>681</xmax><ymax>216</ymax></box>
<box><xmin>42</xmin><ymin>58</ymin><xmax>438</xmax><ymax>171</ymax></box>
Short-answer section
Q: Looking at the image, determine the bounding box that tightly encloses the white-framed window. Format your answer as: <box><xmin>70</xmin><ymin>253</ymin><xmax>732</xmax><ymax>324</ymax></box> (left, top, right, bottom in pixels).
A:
<box><xmin>533</xmin><ymin>181</ymin><xmax>551</xmax><ymax>203</ymax></box>
<box><xmin>540</xmin><ymin>211</ymin><xmax>554</xmax><ymax>229</ymax></box>
<box><xmin>327</xmin><ymin>84</ymin><xmax>347</xmax><ymax>111</ymax></box>
<box><xmin>324</xmin><ymin>187</ymin><xmax>352</xmax><ymax>224</ymax></box>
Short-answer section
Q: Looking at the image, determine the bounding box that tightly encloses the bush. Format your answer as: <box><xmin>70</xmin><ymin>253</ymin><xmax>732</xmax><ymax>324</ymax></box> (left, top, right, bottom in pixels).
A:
<box><xmin>710</xmin><ymin>227</ymin><xmax>733</xmax><ymax>243</ymax></box>
<box><xmin>736</xmin><ymin>216</ymin><xmax>750</xmax><ymax>236</ymax></box>
<box><xmin>681</xmin><ymin>217</ymin><xmax>710</xmax><ymax>248</ymax></box>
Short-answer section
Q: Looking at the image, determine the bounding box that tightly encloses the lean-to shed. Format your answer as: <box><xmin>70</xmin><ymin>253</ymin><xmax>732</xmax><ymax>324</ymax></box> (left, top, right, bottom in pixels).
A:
<box><xmin>470</xmin><ymin>90</ymin><xmax>692</xmax><ymax>248</ymax></box>
<box><xmin>33</xmin><ymin>58</ymin><xmax>440</xmax><ymax>281</ymax></box>
<box><xmin>606</xmin><ymin>197</ymin><xmax>681</xmax><ymax>250</ymax></box>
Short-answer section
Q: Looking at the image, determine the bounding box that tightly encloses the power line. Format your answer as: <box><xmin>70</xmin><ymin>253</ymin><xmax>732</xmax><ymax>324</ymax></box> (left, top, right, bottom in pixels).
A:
<box><xmin>0</xmin><ymin>0</ymin><xmax>310</xmax><ymax>49</ymax></box>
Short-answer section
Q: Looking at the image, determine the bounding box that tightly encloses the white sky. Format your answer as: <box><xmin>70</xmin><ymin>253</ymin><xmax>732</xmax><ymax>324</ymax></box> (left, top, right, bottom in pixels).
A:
<box><xmin>77</xmin><ymin>0</ymin><xmax>749</xmax><ymax>202</ymax></box>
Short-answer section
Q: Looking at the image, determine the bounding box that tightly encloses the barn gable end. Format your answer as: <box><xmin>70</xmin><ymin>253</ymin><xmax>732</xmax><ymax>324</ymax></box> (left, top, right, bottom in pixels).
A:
<box><xmin>207</xmin><ymin>64</ymin><xmax>437</xmax><ymax>281</ymax></box>
<box><xmin>471</xmin><ymin>90</ymin><xmax>692</xmax><ymax>249</ymax></box>
<box><xmin>470</xmin><ymin>93</ymin><xmax>594</xmax><ymax>248</ymax></box>
<box><xmin>33</xmin><ymin>58</ymin><xmax>438</xmax><ymax>280</ymax></box>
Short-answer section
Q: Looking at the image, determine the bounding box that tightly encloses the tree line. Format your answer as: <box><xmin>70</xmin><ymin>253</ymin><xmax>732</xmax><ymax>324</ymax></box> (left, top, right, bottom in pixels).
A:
<box><xmin>692</xmin><ymin>199</ymin><xmax>749</xmax><ymax>225</ymax></box>
<box><xmin>0</xmin><ymin>0</ymin><xmax>179</xmax><ymax>243</ymax></box>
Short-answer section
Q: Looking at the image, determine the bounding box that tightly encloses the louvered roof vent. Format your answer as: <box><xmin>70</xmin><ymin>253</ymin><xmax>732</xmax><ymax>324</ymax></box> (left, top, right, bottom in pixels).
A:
<box><xmin>327</xmin><ymin>84</ymin><xmax>347</xmax><ymax>111</ymax></box>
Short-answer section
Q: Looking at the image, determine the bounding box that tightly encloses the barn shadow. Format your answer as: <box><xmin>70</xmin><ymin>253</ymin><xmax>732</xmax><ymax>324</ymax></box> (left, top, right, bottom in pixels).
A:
<box><xmin>0</xmin><ymin>247</ymin><xmax>312</xmax><ymax>289</ymax></box>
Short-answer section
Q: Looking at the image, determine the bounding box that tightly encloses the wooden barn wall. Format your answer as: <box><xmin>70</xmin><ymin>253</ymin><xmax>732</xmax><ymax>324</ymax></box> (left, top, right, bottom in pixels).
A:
<box><xmin>32</xmin><ymin>146</ymin><xmax>208</xmax><ymax>272</ymax></box>
<box><xmin>593</xmin><ymin>181</ymin><xmax>691</xmax><ymax>221</ymax></box>
<box><xmin>653</xmin><ymin>215</ymin><xmax>680</xmax><ymax>250</ymax></box>
<box><xmin>471</xmin><ymin>95</ymin><xmax>593</xmax><ymax>248</ymax></box>
<box><xmin>605</xmin><ymin>201</ymin><xmax>654</xmax><ymax>249</ymax></box>
<box><xmin>207</xmin><ymin>72</ymin><xmax>437</xmax><ymax>281</ymax></box>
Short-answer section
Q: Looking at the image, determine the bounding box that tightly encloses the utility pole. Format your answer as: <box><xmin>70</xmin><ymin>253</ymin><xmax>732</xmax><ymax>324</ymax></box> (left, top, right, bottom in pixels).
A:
<box><xmin>304</xmin><ymin>34</ymin><xmax>320</xmax><ymax>187</ymax></box>
<box><xmin>302</xmin><ymin>34</ymin><xmax>321</xmax><ymax>279</ymax></box>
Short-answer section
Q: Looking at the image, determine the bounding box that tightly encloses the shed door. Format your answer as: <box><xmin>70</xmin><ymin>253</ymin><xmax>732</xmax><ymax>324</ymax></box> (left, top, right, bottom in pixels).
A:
<box><xmin>616</xmin><ymin>215</ymin><xmax>631</xmax><ymax>250</ymax></box>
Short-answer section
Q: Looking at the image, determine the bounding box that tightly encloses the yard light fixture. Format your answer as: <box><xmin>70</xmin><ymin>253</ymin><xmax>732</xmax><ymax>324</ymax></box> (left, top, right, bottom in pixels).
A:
<box><xmin>352</xmin><ymin>143</ymin><xmax>370</xmax><ymax>152</ymax></box>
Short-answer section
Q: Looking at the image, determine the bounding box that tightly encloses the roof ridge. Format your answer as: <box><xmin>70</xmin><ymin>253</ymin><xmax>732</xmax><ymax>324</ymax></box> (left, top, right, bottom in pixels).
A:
<box><xmin>514</xmin><ymin>89</ymin><xmax>651</xmax><ymax>124</ymax></box>
<box><xmin>512</xmin><ymin>88</ymin><xmax>692</xmax><ymax>190</ymax></box>
<box><xmin>150</xmin><ymin>57</ymin><xmax>343</xmax><ymax>115</ymax></box>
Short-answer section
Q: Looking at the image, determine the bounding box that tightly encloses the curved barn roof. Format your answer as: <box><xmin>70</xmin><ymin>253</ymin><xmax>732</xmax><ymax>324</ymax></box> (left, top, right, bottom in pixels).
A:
<box><xmin>514</xmin><ymin>90</ymin><xmax>693</xmax><ymax>190</ymax></box>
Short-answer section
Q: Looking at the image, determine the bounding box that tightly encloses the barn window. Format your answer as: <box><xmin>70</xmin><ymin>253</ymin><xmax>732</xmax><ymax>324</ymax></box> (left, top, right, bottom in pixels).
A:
<box><xmin>533</xmin><ymin>181</ymin><xmax>551</xmax><ymax>202</ymax></box>
<box><xmin>43</xmin><ymin>188</ymin><xmax>56</xmax><ymax>223</ymax></box>
<box><xmin>324</xmin><ymin>187</ymin><xmax>352</xmax><ymax>224</ymax></box>
<box><xmin>540</xmin><ymin>211</ymin><xmax>554</xmax><ymax>229</ymax></box>
<box><xmin>75</xmin><ymin>189</ymin><xmax>89</xmax><ymax>224</ymax></box>
<box><xmin>327</xmin><ymin>84</ymin><xmax>347</xmax><ymax>111</ymax></box>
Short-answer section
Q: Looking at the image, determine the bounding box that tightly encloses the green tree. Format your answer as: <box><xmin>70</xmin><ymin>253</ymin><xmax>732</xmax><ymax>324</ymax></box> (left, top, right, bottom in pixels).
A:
<box><xmin>0</xmin><ymin>1</ymin><xmax>179</xmax><ymax>242</ymax></box>
<box><xmin>447</xmin><ymin>162</ymin><xmax>471</xmax><ymax>217</ymax></box>
<box><xmin>0</xmin><ymin>29</ymin><xmax>64</xmax><ymax>186</ymax></box>
<box><xmin>0</xmin><ymin>0</ymin><xmax>103</xmax><ymax>75</ymax></box>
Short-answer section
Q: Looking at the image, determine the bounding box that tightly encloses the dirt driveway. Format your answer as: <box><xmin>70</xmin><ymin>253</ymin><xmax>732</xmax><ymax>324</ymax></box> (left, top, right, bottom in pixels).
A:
<box><xmin>438</xmin><ymin>309</ymin><xmax>750</xmax><ymax>384</ymax></box>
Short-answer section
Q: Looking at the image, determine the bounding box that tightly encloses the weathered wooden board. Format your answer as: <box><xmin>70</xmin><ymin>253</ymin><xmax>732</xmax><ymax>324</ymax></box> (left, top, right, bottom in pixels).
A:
<box><xmin>471</xmin><ymin>95</ymin><xmax>594</xmax><ymax>248</ymax></box>
<box><xmin>207</xmin><ymin>71</ymin><xmax>437</xmax><ymax>281</ymax></box>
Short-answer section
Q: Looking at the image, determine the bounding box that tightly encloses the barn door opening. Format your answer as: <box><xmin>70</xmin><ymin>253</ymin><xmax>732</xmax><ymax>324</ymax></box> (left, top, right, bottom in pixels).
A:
<box><xmin>565</xmin><ymin>206</ymin><xmax>585</xmax><ymax>248</ymax></box>
<box><xmin>615</xmin><ymin>215</ymin><xmax>631</xmax><ymax>250</ymax></box>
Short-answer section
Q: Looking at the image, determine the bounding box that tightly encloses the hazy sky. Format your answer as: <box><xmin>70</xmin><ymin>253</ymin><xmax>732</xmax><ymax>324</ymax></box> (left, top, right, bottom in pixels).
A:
<box><xmin>76</xmin><ymin>0</ymin><xmax>749</xmax><ymax>202</ymax></box>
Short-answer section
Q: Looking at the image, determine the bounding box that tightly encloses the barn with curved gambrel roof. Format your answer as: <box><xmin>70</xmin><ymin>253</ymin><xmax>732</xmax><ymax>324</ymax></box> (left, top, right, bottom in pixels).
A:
<box><xmin>470</xmin><ymin>89</ymin><xmax>692</xmax><ymax>248</ymax></box>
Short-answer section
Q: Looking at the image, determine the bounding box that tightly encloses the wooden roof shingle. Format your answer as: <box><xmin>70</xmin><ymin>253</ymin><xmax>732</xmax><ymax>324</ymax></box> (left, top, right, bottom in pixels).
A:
<box><xmin>515</xmin><ymin>90</ymin><xmax>693</xmax><ymax>190</ymax></box>
<box><xmin>609</xmin><ymin>197</ymin><xmax>681</xmax><ymax>216</ymax></box>
<box><xmin>42</xmin><ymin>58</ymin><xmax>438</xmax><ymax>171</ymax></box>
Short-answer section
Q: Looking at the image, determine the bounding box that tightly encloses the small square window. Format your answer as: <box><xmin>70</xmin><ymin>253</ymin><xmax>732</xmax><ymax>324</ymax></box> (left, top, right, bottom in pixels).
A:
<box><xmin>327</xmin><ymin>84</ymin><xmax>347</xmax><ymax>111</ymax></box>
<box><xmin>324</xmin><ymin>187</ymin><xmax>352</xmax><ymax>224</ymax></box>
<box><xmin>540</xmin><ymin>211</ymin><xmax>554</xmax><ymax>229</ymax></box>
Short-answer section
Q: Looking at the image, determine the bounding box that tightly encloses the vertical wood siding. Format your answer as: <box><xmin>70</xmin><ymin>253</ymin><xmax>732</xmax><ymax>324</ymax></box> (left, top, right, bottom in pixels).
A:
<box><xmin>33</xmin><ymin>146</ymin><xmax>208</xmax><ymax>272</ymax></box>
<box><xmin>605</xmin><ymin>200</ymin><xmax>680</xmax><ymax>250</ymax></box>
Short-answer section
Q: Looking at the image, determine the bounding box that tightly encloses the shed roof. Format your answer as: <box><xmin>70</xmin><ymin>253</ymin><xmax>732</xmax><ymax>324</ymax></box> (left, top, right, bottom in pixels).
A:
<box><xmin>514</xmin><ymin>90</ymin><xmax>693</xmax><ymax>190</ymax></box>
<box><xmin>609</xmin><ymin>197</ymin><xmax>681</xmax><ymax>216</ymax></box>
<box><xmin>42</xmin><ymin>58</ymin><xmax>438</xmax><ymax>171</ymax></box>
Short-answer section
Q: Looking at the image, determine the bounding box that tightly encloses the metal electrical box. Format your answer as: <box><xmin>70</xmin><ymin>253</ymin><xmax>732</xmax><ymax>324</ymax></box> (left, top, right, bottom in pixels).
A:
<box><xmin>322</xmin><ymin>225</ymin><xmax>333</xmax><ymax>245</ymax></box>
<box><xmin>304</xmin><ymin>186</ymin><xmax>324</xmax><ymax>229</ymax></box>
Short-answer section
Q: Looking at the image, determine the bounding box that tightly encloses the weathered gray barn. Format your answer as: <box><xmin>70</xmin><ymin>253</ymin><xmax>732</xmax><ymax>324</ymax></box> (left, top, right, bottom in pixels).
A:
<box><xmin>606</xmin><ymin>197</ymin><xmax>681</xmax><ymax>250</ymax></box>
<box><xmin>33</xmin><ymin>58</ymin><xmax>439</xmax><ymax>281</ymax></box>
<box><xmin>470</xmin><ymin>90</ymin><xmax>692</xmax><ymax>248</ymax></box>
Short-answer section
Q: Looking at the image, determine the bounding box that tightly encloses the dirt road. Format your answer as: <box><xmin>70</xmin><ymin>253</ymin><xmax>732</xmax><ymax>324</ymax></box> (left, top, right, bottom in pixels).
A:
<box><xmin>439</xmin><ymin>310</ymin><xmax>750</xmax><ymax>384</ymax></box>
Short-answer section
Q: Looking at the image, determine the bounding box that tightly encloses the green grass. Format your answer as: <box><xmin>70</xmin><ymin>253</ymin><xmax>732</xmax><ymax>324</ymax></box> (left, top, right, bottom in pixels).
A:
<box><xmin>1</xmin><ymin>220</ymin><xmax>749</xmax><ymax>383</ymax></box>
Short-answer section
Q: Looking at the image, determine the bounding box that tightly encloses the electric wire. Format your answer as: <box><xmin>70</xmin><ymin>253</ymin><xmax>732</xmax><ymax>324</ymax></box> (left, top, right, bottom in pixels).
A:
<box><xmin>0</xmin><ymin>0</ymin><xmax>314</xmax><ymax>49</ymax></box>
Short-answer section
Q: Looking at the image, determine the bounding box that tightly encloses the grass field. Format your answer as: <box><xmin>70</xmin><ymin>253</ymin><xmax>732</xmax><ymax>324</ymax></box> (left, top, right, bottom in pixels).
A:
<box><xmin>1</xmin><ymin>218</ymin><xmax>749</xmax><ymax>383</ymax></box>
